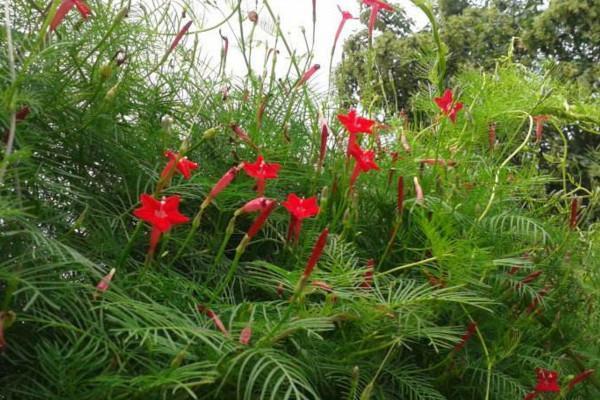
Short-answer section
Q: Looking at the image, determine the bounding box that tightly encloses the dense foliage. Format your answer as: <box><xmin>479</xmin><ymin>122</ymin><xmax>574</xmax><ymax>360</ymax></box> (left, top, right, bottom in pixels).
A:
<box><xmin>1</xmin><ymin>1</ymin><xmax>599</xmax><ymax>399</ymax></box>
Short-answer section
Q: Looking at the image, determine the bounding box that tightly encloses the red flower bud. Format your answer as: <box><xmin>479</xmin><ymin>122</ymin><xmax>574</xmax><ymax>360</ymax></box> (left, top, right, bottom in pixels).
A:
<box><xmin>397</xmin><ymin>176</ymin><xmax>404</xmax><ymax>214</ymax></box>
<box><xmin>413</xmin><ymin>177</ymin><xmax>424</xmax><ymax>205</ymax></box>
<box><xmin>303</xmin><ymin>228</ymin><xmax>329</xmax><ymax>278</ymax></box>
<box><xmin>361</xmin><ymin>259</ymin><xmax>375</xmax><ymax>288</ymax></box>
<box><xmin>246</xmin><ymin>200</ymin><xmax>277</xmax><ymax>240</ymax></box>
<box><xmin>318</xmin><ymin>114</ymin><xmax>329</xmax><ymax>170</ymax></box>
<box><xmin>568</xmin><ymin>369</ymin><xmax>594</xmax><ymax>390</ymax></box>
<box><xmin>95</xmin><ymin>268</ymin><xmax>116</xmax><ymax>293</ymax></box>
<box><xmin>533</xmin><ymin>115</ymin><xmax>549</xmax><ymax>143</ymax></box>
<box><xmin>170</xmin><ymin>20</ymin><xmax>193</xmax><ymax>51</ymax></box>
<box><xmin>240</xmin><ymin>326</ymin><xmax>252</xmax><ymax>345</ymax></box>
<box><xmin>295</xmin><ymin>64</ymin><xmax>320</xmax><ymax>88</ymax></box>
<box><xmin>209</xmin><ymin>166</ymin><xmax>239</xmax><ymax>199</ymax></box>
<box><xmin>454</xmin><ymin>321</ymin><xmax>477</xmax><ymax>352</ymax></box>
<box><xmin>570</xmin><ymin>197</ymin><xmax>579</xmax><ymax>230</ymax></box>
<box><xmin>197</xmin><ymin>305</ymin><xmax>229</xmax><ymax>336</ymax></box>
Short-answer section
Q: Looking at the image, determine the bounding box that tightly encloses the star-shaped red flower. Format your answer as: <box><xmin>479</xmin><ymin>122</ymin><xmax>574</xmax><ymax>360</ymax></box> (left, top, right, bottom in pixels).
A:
<box><xmin>434</xmin><ymin>89</ymin><xmax>464</xmax><ymax>123</ymax></box>
<box><xmin>282</xmin><ymin>194</ymin><xmax>320</xmax><ymax>242</ymax></box>
<box><xmin>534</xmin><ymin>369</ymin><xmax>561</xmax><ymax>393</ymax></box>
<box><xmin>243</xmin><ymin>155</ymin><xmax>280</xmax><ymax>180</ymax></box>
<box><xmin>337</xmin><ymin>109</ymin><xmax>376</xmax><ymax>135</ymax></box>
<box><xmin>162</xmin><ymin>150</ymin><xmax>199</xmax><ymax>180</ymax></box>
<box><xmin>282</xmin><ymin>194</ymin><xmax>319</xmax><ymax>220</ymax></box>
<box><xmin>242</xmin><ymin>155</ymin><xmax>281</xmax><ymax>196</ymax></box>
<box><xmin>362</xmin><ymin>0</ymin><xmax>394</xmax><ymax>39</ymax></box>
<box><xmin>349</xmin><ymin>144</ymin><xmax>379</xmax><ymax>189</ymax></box>
<box><xmin>133</xmin><ymin>194</ymin><xmax>190</xmax><ymax>232</ymax></box>
<box><xmin>350</xmin><ymin>144</ymin><xmax>380</xmax><ymax>173</ymax></box>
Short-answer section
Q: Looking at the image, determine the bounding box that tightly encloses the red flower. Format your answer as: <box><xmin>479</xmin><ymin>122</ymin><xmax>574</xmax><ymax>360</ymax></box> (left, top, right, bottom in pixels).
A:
<box><xmin>50</xmin><ymin>0</ymin><xmax>91</xmax><ymax>31</ymax></box>
<box><xmin>318</xmin><ymin>114</ymin><xmax>330</xmax><ymax>170</ymax></box>
<box><xmin>134</xmin><ymin>194</ymin><xmax>189</xmax><ymax>233</ymax></box>
<box><xmin>570</xmin><ymin>197</ymin><xmax>579</xmax><ymax>230</ymax></box>
<box><xmin>534</xmin><ymin>368</ymin><xmax>561</xmax><ymax>392</ymax></box>
<box><xmin>240</xmin><ymin>326</ymin><xmax>252</xmax><ymax>345</ymax></box>
<box><xmin>337</xmin><ymin>109</ymin><xmax>375</xmax><ymax>135</ymax></box>
<box><xmin>349</xmin><ymin>144</ymin><xmax>379</xmax><ymax>189</ymax></box>
<box><xmin>397</xmin><ymin>176</ymin><xmax>404</xmax><ymax>214</ymax></box>
<box><xmin>454</xmin><ymin>322</ymin><xmax>477</xmax><ymax>352</ymax></box>
<box><xmin>434</xmin><ymin>89</ymin><xmax>464</xmax><ymax>123</ymax></box>
<box><xmin>133</xmin><ymin>194</ymin><xmax>189</xmax><ymax>256</ymax></box>
<box><xmin>161</xmin><ymin>150</ymin><xmax>199</xmax><ymax>180</ymax></box>
<box><xmin>246</xmin><ymin>200</ymin><xmax>277</xmax><ymax>240</ymax></box>
<box><xmin>197</xmin><ymin>305</ymin><xmax>229</xmax><ymax>336</ymax></box>
<box><xmin>95</xmin><ymin>268</ymin><xmax>116</xmax><ymax>294</ymax></box>
<box><xmin>208</xmin><ymin>166</ymin><xmax>240</xmax><ymax>200</ymax></box>
<box><xmin>237</xmin><ymin>197</ymin><xmax>274</xmax><ymax>215</ymax></box>
<box><xmin>295</xmin><ymin>64</ymin><xmax>320</xmax><ymax>89</ymax></box>
<box><xmin>282</xmin><ymin>194</ymin><xmax>320</xmax><ymax>242</ymax></box>
<box><xmin>361</xmin><ymin>259</ymin><xmax>375</xmax><ymax>288</ymax></box>
<box><xmin>72</xmin><ymin>0</ymin><xmax>91</xmax><ymax>18</ymax></box>
<box><xmin>333</xmin><ymin>6</ymin><xmax>358</xmax><ymax>55</ymax></box>
<box><xmin>523</xmin><ymin>392</ymin><xmax>537</xmax><ymax>400</ymax></box>
<box><xmin>243</xmin><ymin>155</ymin><xmax>281</xmax><ymax>196</ymax></box>
<box><xmin>170</xmin><ymin>20</ymin><xmax>193</xmax><ymax>51</ymax></box>
<box><xmin>362</xmin><ymin>0</ymin><xmax>394</xmax><ymax>39</ymax></box>
<box><xmin>304</xmin><ymin>228</ymin><xmax>329</xmax><ymax>278</ymax></box>
<box><xmin>533</xmin><ymin>115</ymin><xmax>549</xmax><ymax>143</ymax></box>
<box><xmin>568</xmin><ymin>369</ymin><xmax>594</xmax><ymax>390</ymax></box>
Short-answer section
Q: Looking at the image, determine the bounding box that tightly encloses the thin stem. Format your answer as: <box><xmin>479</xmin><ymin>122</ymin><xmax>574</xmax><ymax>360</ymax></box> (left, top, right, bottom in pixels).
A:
<box><xmin>478</xmin><ymin>114</ymin><xmax>533</xmax><ymax>222</ymax></box>
<box><xmin>0</xmin><ymin>1</ymin><xmax>17</xmax><ymax>186</ymax></box>
<box><xmin>377</xmin><ymin>257</ymin><xmax>438</xmax><ymax>277</ymax></box>
<box><xmin>210</xmin><ymin>235</ymin><xmax>249</xmax><ymax>302</ymax></box>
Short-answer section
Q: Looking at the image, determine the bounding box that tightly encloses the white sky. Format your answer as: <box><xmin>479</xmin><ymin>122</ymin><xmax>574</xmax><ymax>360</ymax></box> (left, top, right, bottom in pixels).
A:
<box><xmin>189</xmin><ymin>0</ymin><xmax>428</xmax><ymax>90</ymax></box>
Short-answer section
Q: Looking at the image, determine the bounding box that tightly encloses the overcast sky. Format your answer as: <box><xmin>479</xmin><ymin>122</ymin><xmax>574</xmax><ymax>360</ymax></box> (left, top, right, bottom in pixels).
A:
<box><xmin>189</xmin><ymin>0</ymin><xmax>427</xmax><ymax>90</ymax></box>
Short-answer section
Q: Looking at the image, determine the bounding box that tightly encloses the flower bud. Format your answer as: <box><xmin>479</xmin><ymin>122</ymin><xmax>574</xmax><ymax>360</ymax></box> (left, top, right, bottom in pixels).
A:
<box><xmin>99</xmin><ymin>63</ymin><xmax>113</xmax><ymax>80</ymax></box>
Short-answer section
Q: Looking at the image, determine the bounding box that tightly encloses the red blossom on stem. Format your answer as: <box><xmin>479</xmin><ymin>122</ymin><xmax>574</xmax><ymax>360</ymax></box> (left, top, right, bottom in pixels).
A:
<box><xmin>246</xmin><ymin>200</ymin><xmax>277</xmax><ymax>240</ymax></box>
<box><xmin>397</xmin><ymin>176</ymin><xmax>404</xmax><ymax>214</ymax></box>
<box><xmin>570</xmin><ymin>197</ymin><xmax>579</xmax><ymax>230</ymax></box>
<box><xmin>361</xmin><ymin>259</ymin><xmax>375</xmax><ymax>288</ymax></box>
<box><xmin>318</xmin><ymin>114</ymin><xmax>330</xmax><ymax>170</ymax></box>
<box><xmin>239</xmin><ymin>326</ymin><xmax>252</xmax><ymax>345</ymax></box>
<box><xmin>242</xmin><ymin>155</ymin><xmax>281</xmax><ymax>196</ymax></box>
<box><xmin>161</xmin><ymin>150</ymin><xmax>199</xmax><ymax>180</ymax></box>
<box><xmin>170</xmin><ymin>20</ymin><xmax>193</xmax><ymax>51</ymax></box>
<box><xmin>337</xmin><ymin>109</ymin><xmax>376</xmax><ymax>154</ymax></box>
<box><xmin>50</xmin><ymin>0</ymin><xmax>91</xmax><ymax>31</ymax></box>
<box><xmin>295</xmin><ymin>64</ymin><xmax>320</xmax><ymax>89</ymax></box>
<box><xmin>349</xmin><ymin>144</ymin><xmax>380</xmax><ymax>189</ymax></box>
<box><xmin>303</xmin><ymin>228</ymin><xmax>329</xmax><ymax>278</ymax></box>
<box><xmin>434</xmin><ymin>89</ymin><xmax>464</xmax><ymax>123</ymax></box>
<box><xmin>534</xmin><ymin>368</ymin><xmax>561</xmax><ymax>392</ymax></box>
<box><xmin>209</xmin><ymin>166</ymin><xmax>240</xmax><ymax>200</ymax></box>
<box><xmin>533</xmin><ymin>115</ymin><xmax>549</xmax><ymax>143</ymax></box>
<box><xmin>454</xmin><ymin>322</ymin><xmax>477</xmax><ymax>352</ymax></box>
<box><xmin>72</xmin><ymin>0</ymin><xmax>91</xmax><ymax>18</ymax></box>
<box><xmin>362</xmin><ymin>0</ymin><xmax>394</xmax><ymax>40</ymax></box>
<box><xmin>333</xmin><ymin>6</ymin><xmax>357</xmax><ymax>55</ymax></box>
<box><xmin>95</xmin><ymin>268</ymin><xmax>116</xmax><ymax>294</ymax></box>
<box><xmin>133</xmin><ymin>194</ymin><xmax>189</xmax><ymax>256</ymax></box>
<box><xmin>282</xmin><ymin>194</ymin><xmax>320</xmax><ymax>242</ymax></box>
<box><xmin>238</xmin><ymin>197</ymin><xmax>273</xmax><ymax>214</ymax></box>
<box><xmin>230</xmin><ymin>124</ymin><xmax>258</xmax><ymax>150</ymax></box>
<box><xmin>568</xmin><ymin>369</ymin><xmax>594</xmax><ymax>390</ymax></box>
<box><xmin>197</xmin><ymin>305</ymin><xmax>229</xmax><ymax>336</ymax></box>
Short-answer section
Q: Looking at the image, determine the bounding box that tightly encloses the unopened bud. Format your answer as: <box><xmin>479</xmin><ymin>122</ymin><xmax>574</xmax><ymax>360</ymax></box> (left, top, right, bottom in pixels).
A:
<box><xmin>99</xmin><ymin>63</ymin><xmax>113</xmax><ymax>80</ymax></box>
<box><xmin>202</xmin><ymin>127</ymin><xmax>219</xmax><ymax>140</ymax></box>
<box><xmin>247</xmin><ymin>11</ymin><xmax>258</xmax><ymax>23</ymax></box>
